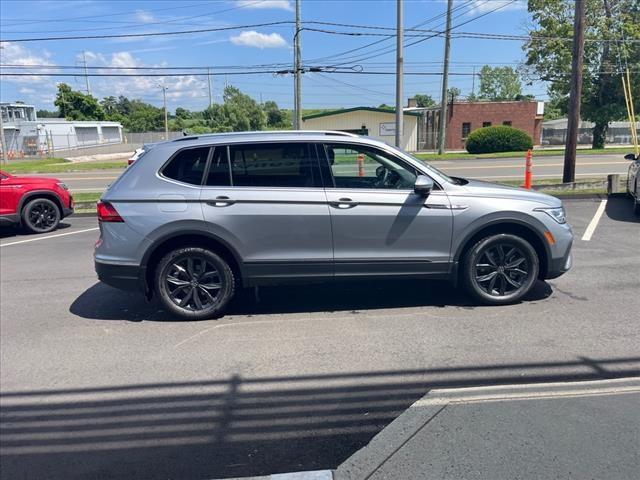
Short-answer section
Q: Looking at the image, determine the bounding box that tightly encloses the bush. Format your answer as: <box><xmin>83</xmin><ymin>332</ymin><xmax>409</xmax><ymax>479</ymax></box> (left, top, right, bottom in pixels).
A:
<box><xmin>465</xmin><ymin>125</ymin><xmax>533</xmax><ymax>154</ymax></box>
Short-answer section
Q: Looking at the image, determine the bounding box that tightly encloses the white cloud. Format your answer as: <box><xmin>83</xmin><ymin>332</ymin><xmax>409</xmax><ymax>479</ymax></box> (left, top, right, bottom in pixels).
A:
<box><xmin>230</xmin><ymin>31</ymin><xmax>287</xmax><ymax>49</ymax></box>
<box><xmin>19</xmin><ymin>87</ymin><xmax>36</xmax><ymax>94</ymax></box>
<box><xmin>134</xmin><ymin>9</ymin><xmax>155</xmax><ymax>23</ymax></box>
<box><xmin>236</xmin><ymin>0</ymin><xmax>293</xmax><ymax>11</ymax></box>
<box><xmin>78</xmin><ymin>50</ymin><xmax>208</xmax><ymax>104</ymax></box>
<box><xmin>467</xmin><ymin>0</ymin><xmax>525</xmax><ymax>14</ymax></box>
<box><xmin>0</xmin><ymin>42</ymin><xmax>56</xmax><ymax>84</ymax></box>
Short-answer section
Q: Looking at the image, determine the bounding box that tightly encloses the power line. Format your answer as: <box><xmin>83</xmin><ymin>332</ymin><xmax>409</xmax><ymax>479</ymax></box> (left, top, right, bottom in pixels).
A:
<box><xmin>0</xmin><ymin>21</ymin><xmax>294</xmax><ymax>43</ymax></box>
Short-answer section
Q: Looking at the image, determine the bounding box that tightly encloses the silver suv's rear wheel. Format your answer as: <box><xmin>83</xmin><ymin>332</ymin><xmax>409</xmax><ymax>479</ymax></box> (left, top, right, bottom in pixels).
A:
<box><xmin>155</xmin><ymin>247</ymin><xmax>235</xmax><ymax>320</ymax></box>
<box><xmin>462</xmin><ymin>233</ymin><xmax>539</xmax><ymax>305</ymax></box>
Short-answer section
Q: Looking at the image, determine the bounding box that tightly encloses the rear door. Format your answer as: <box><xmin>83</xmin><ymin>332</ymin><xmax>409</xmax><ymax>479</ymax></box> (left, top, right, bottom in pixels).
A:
<box><xmin>200</xmin><ymin>142</ymin><xmax>333</xmax><ymax>283</ymax></box>
<box><xmin>321</xmin><ymin>143</ymin><xmax>454</xmax><ymax>277</ymax></box>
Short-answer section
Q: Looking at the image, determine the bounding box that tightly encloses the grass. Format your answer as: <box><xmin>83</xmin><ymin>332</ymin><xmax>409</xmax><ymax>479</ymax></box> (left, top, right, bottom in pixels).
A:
<box><xmin>4</xmin><ymin>158</ymin><xmax>126</xmax><ymax>174</ymax></box>
<box><xmin>72</xmin><ymin>192</ymin><xmax>103</xmax><ymax>203</ymax></box>
<box><xmin>415</xmin><ymin>146</ymin><xmax>634</xmax><ymax>162</ymax></box>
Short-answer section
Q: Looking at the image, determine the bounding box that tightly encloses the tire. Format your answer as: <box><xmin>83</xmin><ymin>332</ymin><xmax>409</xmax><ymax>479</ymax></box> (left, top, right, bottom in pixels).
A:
<box><xmin>634</xmin><ymin>198</ymin><xmax>640</xmax><ymax>216</ymax></box>
<box><xmin>462</xmin><ymin>233</ymin><xmax>539</xmax><ymax>305</ymax></box>
<box><xmin>21</xmin><ymin>197</ymin><xmax>61</xmax><ymax>234</ymax></box>
<box><xmin>154</xmin><ymin>247</ymin><xmax>235</xmax><ymax>320</ymax></box>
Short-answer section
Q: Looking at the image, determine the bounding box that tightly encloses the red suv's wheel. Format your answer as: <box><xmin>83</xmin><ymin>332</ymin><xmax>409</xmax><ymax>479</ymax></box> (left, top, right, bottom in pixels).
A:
<box><xmin>21</xmin><ymin>198</ymin><xmax>61</xmax><ymax>234</ymax></box>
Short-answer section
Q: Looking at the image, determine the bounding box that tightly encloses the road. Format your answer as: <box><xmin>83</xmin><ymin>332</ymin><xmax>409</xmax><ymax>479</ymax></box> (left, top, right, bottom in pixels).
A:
<box><xmin>1</xmin><ymin>198</ymin><xmax>638</xmax><ymax>479</ymax></box>
<box><xmin>44</xmin><ymin>153</ymin><xmax>632</xmax><ymax>193</ymax></box>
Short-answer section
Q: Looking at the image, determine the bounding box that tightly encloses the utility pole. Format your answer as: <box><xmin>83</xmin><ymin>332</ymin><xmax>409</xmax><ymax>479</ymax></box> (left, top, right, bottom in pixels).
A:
<box><xmin>294</xmin><ymin>0</ymin><xmax>302</xmax><ymax>129</ymax></box>
<box><xmin>471</xmin><ymin>65</ymin><xmax>476</xmax><ymax>97</ymax></box>
<box><xmin>82</xmin><ymin>51</ymin><xmax>91</xmax><ymax>95</ymax></box>
<box><xmin>395</xmin><ymin>0</ymin><xmax>404</xmax><ymax>148</ymax></box>
<box><xmin>563</xmin><ymin>0</ymin><xmax>586</xmax><ymax>183</ymax></box>
<box><xmin>207</xmin><ymin>67</ymin><xmax>213</xmax><ymax>108</ymax></box>
<box><xmin>0</xmin><ymin>109</ymin><xmax>8</xmax><ymax>165</ymax></box>
<box><xmin>437</xmin><ymin>0</ymin><xmax>453</xmax><ymax>155</ymax></box>
<box><xmin>160</xmin><ymin>84</ymin><xmax>169</xmax><ymax>138</ymax></box>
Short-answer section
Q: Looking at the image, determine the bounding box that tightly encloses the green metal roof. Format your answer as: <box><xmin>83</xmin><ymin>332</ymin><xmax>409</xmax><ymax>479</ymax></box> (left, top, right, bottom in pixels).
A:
<box><xmin>302</xmin><ymin>106</ymin><xmax>421</xmax><ymax>121</ymax></box>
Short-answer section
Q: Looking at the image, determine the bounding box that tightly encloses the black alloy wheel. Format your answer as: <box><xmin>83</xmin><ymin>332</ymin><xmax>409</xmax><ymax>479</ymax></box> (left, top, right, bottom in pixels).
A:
<box><xmin>463</xmin><ymin>233</ymin><xmax>539</xmax><ymax>305</ymax></box>
<box><xmin>22</xmin><ymin>198</ymin><xmax>61</xmax><ymax>234</ymax></box>
<box><xmin>155</xmin><ymin>247</ymin><xmax>235</xmax><ymax>320</ymax></box>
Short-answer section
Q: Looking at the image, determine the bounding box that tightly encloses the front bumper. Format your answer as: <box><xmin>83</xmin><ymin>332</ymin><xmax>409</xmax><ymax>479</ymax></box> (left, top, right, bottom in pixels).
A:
<box><xmin>95</xmin><ymin>260</ymin><xmax>145</xmax><ymax>292</ymax></box>
<box><xmin>546</xmin><ymin>239</ymin><xmax>573</xmax><ymax>279</ymax></box>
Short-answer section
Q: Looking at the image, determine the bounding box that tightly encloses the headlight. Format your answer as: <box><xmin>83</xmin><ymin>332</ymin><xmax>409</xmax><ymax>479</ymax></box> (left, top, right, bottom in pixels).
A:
<box><xmin>535</xmin><ymin>206</ymin><xmax>566</xmax><ymax>224</ymax></box>
<box><xmin>56</xmin><ymin>182</ymin><xmax>69</xmax><ymax>191</ymax></box>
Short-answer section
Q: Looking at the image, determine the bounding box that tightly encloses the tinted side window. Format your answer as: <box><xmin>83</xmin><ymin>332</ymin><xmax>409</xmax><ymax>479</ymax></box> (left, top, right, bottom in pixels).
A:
<box><xmin>162</xmin><ymin>147</ymin><xmax>210</xmax><ymax>185</ymax></box>
<box><xmin>323</xmin><ymin>143</ymin><xmax>417</xmax><ymax>190</ymax></box>
<box><xmin>229</xmin><ymin>142</ymin><xmax>320</xmax><ymax>188</ymax></box>
<box><xmin>204</xmin><ymin>146</ymin><xmax>231</xmax><ymax>186</ymax></box>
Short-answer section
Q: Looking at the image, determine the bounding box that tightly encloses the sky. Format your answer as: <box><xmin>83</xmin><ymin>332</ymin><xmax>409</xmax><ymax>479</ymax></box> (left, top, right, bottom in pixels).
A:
<box><xmin>0</xmin><ymin>0</ymin><xmax>546</xmax><ymax>113</ymax></box>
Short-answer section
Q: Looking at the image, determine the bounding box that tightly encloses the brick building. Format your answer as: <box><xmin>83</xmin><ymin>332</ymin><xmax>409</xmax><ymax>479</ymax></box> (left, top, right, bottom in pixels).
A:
<box><xmin>408</xmin><ymin>100</ymin><xmax>545</xmax><ymax>151</ymax></box>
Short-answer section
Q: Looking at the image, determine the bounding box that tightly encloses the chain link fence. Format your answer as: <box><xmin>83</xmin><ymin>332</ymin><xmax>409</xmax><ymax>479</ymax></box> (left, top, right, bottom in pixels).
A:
<box><xmin>2</xmin><ymin>131</ymin><xmax>184</xmax><ymax>161</ymax></box>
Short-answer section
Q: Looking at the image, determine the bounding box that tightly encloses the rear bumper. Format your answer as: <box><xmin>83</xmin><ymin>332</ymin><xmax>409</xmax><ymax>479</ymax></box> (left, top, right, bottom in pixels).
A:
<box><xmin>95</xmin><ymin>260</ymin><xmax>145</xmax><ymax>293</ymax></box>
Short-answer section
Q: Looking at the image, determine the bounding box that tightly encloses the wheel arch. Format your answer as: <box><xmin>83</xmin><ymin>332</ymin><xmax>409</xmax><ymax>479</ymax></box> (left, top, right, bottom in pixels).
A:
<box><xmin>141</xmin><ymin>229</ymin><xmax>245</xmax><ymax>296</ymax></box>
<box><xmin>18</xmin><ymin>190</ymin><xmax>64</xmax><ymax>218</ymax></box>
<box><xmin>454</xmin><ymin>219</ymin><xmax>551</xmax><ymax>280</ymax></box>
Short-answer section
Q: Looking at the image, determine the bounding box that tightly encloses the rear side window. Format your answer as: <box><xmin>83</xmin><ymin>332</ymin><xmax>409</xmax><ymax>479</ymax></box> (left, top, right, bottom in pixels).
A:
<box><xmin>228</xmin><ymin>142</ymin><xmax>320</xmax><ymax>188</ymax></box>
<box><xmin>162</xmin><ymin>147</ymin><xmax>210</xmax><ymax>185</ymax></box>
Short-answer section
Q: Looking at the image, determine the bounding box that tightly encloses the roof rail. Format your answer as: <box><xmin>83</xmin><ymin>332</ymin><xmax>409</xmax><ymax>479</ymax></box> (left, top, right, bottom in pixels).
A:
<box><xmin>171</xmin><ymin>130</ymin><xmax>359</xmax><ymax>142</ymax></box>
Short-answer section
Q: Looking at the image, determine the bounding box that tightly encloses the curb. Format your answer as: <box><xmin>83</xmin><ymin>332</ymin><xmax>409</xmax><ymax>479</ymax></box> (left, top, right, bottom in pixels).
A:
<box><xmin>222</xmin><ymin>470</ymin><xmax>334</xmax><ymax>480</ymax></box>
<box><xmin>334</xmin><ymin>377</ymin><xmax>640</xmax><ymax>480</ymax></box>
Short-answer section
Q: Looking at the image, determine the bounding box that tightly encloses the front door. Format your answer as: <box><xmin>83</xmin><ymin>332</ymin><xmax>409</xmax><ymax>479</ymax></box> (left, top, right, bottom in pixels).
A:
<box><xmin>200</xmin><ymin>142</ymin><xmax>333</xmax><ymax>284</ymax></box>
<box><xmin>0</xmin><ymin>173</ymin><xmax>20</xmax><ymax>216</ymax></box>
<box><xmin>321</xmin><ymin>143</ymin><xmax>453</xmax><ymax>277</ymax></box>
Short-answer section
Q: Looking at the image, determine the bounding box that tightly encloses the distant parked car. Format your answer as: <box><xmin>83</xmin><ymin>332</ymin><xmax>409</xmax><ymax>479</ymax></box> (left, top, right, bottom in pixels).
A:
<box><xmin>626</xmin><ymin>153</ymin><xmax>640</xmax><ymax>216</ymax></box>
<box><xmin>0</xmin><ymin>170</ymin><xmax>74</xmax><ymax>233</ymax></box>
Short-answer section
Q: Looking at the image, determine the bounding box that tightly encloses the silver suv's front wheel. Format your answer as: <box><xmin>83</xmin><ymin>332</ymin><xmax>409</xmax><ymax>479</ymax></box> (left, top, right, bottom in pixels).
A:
<box><xmin>462</xmin><ymin>233</ymin><xmax>539</xmax><ymax>305</ymax></box>
<box><xmin>155</xmin><ymin>247</ymin><xmax>235</xmax><ymax>320</ymax></box>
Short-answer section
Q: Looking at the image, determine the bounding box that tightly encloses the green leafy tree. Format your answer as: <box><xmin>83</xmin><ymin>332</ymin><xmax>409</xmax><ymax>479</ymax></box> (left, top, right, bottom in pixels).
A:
<box><xmin>175</xmin><ymin>107</ymin><xmax>192</xmax><ymax>120</ymax></box>
<box><xmin>101</xmin><ymin>96</ymin><xmax>118</xmax><ymax>116</ymax></box>
<box><xmin>203</xmin><ymin>85</ymin><xmax>266</xmax><ymax>132</ymax></box>
<box><xmin>54</xmin><ymin>83</ymin><xmax>105</xmax><ymax>120</ymax></box>
<box><xmin>523</xmin><ymin>0</ymin><xmax>640</xmax><ymax>148</ymax></box>
<box><xmin>36</xmin><ymin>109</ymin><xmax>58</xmax><ymax>118</ymax></box>
<box><xmin>447</xmin><ymin>87</ymin><xmax>462</xmax><ymax>100</ymax></box>
<box><xmin>413</xmin><ymin>94</ymin><xmax>436</xmax><ymax>107</ymax></box>
<box><xmin>263</xmin><ymin>100</ymin><xmax>290</xmax><ymax>129</ymax></box>
<box><xmin>478</xmin><ymin>65</ymin><xmax>523</xmax><ymax>101</ymax></box>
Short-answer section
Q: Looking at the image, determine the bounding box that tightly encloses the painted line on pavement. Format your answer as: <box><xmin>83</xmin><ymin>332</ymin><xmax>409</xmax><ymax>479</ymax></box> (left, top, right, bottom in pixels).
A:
<box><xmin>0</xmin><ymin>227</ymin><xmax>99</xmax><ymax>247</ymax></box>
<box><xmin>58</xmin><ymin>176</ymin><xmax>119</xmax><ymax>180</ymax></box>
<box><xmin>581</xmin><ymin>199</ymin><xmax>608</xmax><ymax>241</ymax></box>
<box><xmin>464</xmin><ymin>173</ymin><xmax>620</xmax><ymax>180</ymax></box>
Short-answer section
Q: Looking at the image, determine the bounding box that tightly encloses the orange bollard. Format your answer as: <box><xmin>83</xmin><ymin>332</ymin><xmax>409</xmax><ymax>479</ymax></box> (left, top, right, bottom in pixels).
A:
<box><xmin>357</xmin><ymin>153</ymin><xmax>365</xmax><ymax>177</ymax></box>
<box><xmin>524</xmin><ymin>149</ymin><xmax>533</xmax><ymax>189</ymax></box>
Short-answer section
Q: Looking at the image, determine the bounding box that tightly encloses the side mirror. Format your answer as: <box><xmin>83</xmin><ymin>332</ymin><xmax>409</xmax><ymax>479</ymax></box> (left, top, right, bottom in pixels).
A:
<box><xmin>624</xmin><ymin>153</ymin><xmax>638</xmax><ymax>161</ymax></box>
<box><xmin>414</xmin><ymin>175</ymin><xmax>434</xmax><ymax>196</ymax></box>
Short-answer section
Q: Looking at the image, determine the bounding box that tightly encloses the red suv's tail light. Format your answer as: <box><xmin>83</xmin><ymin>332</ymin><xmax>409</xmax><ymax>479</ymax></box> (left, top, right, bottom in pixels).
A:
<box><xmin>97</xmin><ymin>201</ymin><xmax>124</xmax><ymax>222</ymax></box>
<box><xmin>127</xmin><ymin>159</ymin><xmax>135</xmax><ymax>166</ymax></box>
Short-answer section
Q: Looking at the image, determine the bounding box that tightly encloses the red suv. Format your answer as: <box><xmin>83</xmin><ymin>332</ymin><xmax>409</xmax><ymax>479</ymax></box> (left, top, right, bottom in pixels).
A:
<box><xmin>0</xmin><ymin>170</ymin><xmax>74</xmax><ymax>233</ymax></box>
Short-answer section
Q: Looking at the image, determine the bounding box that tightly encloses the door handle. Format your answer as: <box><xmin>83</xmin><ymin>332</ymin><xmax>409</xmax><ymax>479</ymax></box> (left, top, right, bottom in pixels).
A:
<box><xmin>330</xmin><ymin>197</ymin><xmax>358</xmax><ymax>209</ymax></box>
<box><xmin>206</xmin><ymin>196</ymin><xmax>235</xmax><ymax>207</ymax></box>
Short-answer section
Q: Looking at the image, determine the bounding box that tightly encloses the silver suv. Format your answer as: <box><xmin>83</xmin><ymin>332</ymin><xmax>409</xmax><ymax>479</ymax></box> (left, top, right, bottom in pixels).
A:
<box><xmin>95</xmin><ymin>131</ymin><xmax>573</xmax><ymax>319</ymax></box>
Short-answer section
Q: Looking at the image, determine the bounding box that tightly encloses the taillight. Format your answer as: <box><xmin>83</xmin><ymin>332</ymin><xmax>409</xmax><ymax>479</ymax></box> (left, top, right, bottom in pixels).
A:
<box><xmin>127</xmin><ymin>159</ymin><xmax>135</xmax><ymax>166</ymax></box>
<box><xmin>97</xmin><ymin>201</ymin><xmax>124</xmax><ymax>222</ymax></box>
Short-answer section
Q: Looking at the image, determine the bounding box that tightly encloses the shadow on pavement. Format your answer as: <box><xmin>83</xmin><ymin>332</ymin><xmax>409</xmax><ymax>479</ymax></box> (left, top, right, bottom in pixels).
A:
<box><xmin>1</xmin><ymin>356</ymin><xmax>638</xmax><ymax>480</ymax></box>
<box><xmin>605</xmin><ymin>196</ymin><xmax>640</xmax><ymax>223</ymax></box>
<box><xmin>0</xmin><ymin>222</ymin><xmax>72</xmax><ymax>240</ymax></box>
<box><xmin>69</xmin><ymin>279</ymin><xmax>553</xmax><ymax>322</ymax></box>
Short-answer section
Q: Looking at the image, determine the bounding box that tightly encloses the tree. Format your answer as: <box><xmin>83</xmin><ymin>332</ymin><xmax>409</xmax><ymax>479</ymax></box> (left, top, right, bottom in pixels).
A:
<box><xmin>413</xmin><ymin>94</ymin><xmax>436</xmax><ymax>107</ymax></box>
<box><xmin>54</xmin><ymin>83</ymin><xmax>105</xmax><ymax>120</ymax></box>
<box><xmin>101</xmin><ymin>96</ymin><xmax>117</xmax><ymax>116</ymax></box>
<box><xmin>263</xmin><ymin>100</ymin><xmax>290</xmax><ymax>129</ymax></box>
<box><xmin>202</xmin><ymin>86</ymin><xmax>266</xmax><ymax>132</ymax></box>
<box><xmin>36</xmin><ymin>109</ymin><xmax>58</xmax><ymax>118</ymax></box>
<box><xmin>478</xmin><ymin>65</ymin><xmax>523</xmax><ymax>101</ymax></box>
<box><xmin>175</xmin><ymin>107</ymin><xmax>192</xmax><ymax>120</ymax></box>
<box><xmin>523</xmin><ymin>0</ymin><xmax>640</xmax><ymax>148</ymax></box>
<box><xmin>447</xmin><ymin>87</ymin><xmax>462</xmax><ymax>100</ymax></box>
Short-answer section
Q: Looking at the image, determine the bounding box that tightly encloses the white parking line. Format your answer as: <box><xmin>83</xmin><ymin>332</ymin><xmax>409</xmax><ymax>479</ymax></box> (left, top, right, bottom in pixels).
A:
<box><xmin>581</xmin><ymin>199</ymin><xmax>608</xmax><ymax>241</ymax></box>
<box><xmin>0</xmin><ymin>227</ymin><xmax>99</xmax><ymax>247</ymax></box>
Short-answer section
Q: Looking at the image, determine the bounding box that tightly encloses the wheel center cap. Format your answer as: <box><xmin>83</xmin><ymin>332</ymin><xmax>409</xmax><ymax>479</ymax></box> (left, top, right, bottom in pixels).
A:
<box><xmin>498</xmin><ymin>266</ymin><xmax>505</xmax><ymax>274</ymax></box>
<box><xmin>190</xmin><ymin>280</ymin><xmax>198</xmax><ymax>287</ymax></box>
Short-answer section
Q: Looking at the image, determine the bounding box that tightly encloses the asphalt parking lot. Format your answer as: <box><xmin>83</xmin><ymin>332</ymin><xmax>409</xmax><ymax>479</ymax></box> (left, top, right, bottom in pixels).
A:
<box><xmin>0</xmin><ymin>197</ymin><xmax>639</xmax><ymax>480</ymax></box>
